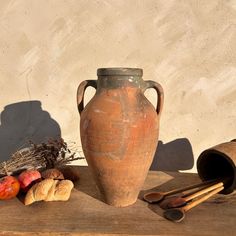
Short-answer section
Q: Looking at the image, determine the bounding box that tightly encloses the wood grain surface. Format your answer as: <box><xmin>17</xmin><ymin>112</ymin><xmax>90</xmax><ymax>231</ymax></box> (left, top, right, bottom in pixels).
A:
<box><xmin>0</xmin><ymin>166</ymin><xmax>235</xmax><ymax>235</ymax></box>
<box><xmin>0</xmin><ymin>1</ymin><xmax>236</xmax><ymax>169</ymax></box>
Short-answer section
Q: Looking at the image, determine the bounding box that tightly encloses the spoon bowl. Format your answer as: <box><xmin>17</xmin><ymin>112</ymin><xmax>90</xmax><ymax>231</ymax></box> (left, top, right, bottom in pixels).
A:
<box><xmin>160</xmin><ymin>197</ymin><xmax>187</xmax><ymax>209</ymax></box>
<box><xmin>143</xmin><ymin>192</ymin><xmax>165</xmax><ymax>203</ymax></box>
<box><xmin>163</xmin><ymin>208</ymin><xmax>185</xmax><ymax>222</ymax></box>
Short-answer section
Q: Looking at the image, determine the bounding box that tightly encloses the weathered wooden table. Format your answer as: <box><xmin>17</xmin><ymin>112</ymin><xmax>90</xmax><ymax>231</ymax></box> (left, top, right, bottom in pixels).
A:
<box><xmin>0</xmin><ymin>166</ymin><xmax>235</xmax><ymax>235</ymax></box>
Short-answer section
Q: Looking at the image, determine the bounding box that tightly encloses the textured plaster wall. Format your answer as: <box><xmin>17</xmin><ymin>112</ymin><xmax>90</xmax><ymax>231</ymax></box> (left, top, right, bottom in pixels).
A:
<box><xmin>0</xmin><ymin>0</ymin><xmax>235</xmax><ymax>172</ymax></box>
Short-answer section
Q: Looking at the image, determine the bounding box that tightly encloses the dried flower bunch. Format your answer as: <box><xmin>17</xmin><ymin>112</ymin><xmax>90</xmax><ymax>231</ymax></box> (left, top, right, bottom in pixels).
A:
<box><xmin>0</xmin><ymin>138</ymin><xmax>83</xmax><ymax>176</ymax></box>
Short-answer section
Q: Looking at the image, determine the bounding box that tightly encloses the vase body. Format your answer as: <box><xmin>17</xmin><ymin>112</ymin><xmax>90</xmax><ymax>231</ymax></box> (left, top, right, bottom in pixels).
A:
<box><xmin>77</xmin><ymin>68</ymin><xmax>164</xmax><ymax>207</ymax></box>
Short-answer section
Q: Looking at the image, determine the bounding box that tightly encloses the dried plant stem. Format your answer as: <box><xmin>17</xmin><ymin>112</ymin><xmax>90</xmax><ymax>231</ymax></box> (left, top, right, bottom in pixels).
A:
<box><xmin>0</xmin><ymin>138</ymin><xmax>84</xmax><ymax>176</ymax></box>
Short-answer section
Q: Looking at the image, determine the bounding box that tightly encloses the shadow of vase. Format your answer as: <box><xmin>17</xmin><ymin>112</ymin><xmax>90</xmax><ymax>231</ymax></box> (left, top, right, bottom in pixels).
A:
<box><xmin>150</xmin><ymin>138</ymin><xmax>194</xmax><ymax>171</ymax></box>
<box><xmin>0</xmin><ymin>100</ymin><xmax>61</xmax><ymax>161</ymax></box>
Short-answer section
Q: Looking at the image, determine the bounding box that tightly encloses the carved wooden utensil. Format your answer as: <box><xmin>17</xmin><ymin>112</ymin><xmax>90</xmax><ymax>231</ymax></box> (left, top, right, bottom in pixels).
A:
<box><xmin>162</xmin><ymin>181</ymin><xmax>224</xmax><ymax>209</ymax></box>
<box><xmin>143</xmin><ymin>179</ymin><xmax>217</xmax><ymax>203</ymax></box>
<box><xmin>163</xmin><ymin>186</ymin><xmax>224</xmax><ymax>222</ymax></box>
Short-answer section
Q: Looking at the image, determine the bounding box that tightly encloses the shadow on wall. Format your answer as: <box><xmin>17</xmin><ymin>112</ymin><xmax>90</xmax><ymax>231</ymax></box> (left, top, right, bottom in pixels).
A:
<box><xmin>0</xmin><ymin>101</ymin><xmax>61</xmax><ymax>162</ymax></box>
<box><xmin>150</xmin><ymin>138</ymin><xmax>194</xmax><ymax>171</ymax></box>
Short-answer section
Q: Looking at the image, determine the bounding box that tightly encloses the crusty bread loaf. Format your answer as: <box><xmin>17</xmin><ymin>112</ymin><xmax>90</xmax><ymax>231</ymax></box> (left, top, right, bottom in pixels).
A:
<box><xmin>41</xmin><ymin>168</ymin><xmax>64</xmax><ymax>180</ymax></box>
<box><xmin>25</xmin><ymin>178</ymin><xmax>74</xmax><ymax>205</ymax></box>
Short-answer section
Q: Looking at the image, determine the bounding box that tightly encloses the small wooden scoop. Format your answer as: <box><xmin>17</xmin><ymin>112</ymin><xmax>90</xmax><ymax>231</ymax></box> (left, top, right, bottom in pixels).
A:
<box><xmin>164</xmin><ymin>181</ymin><xmax>224</xmax><ymax>209</ymax></box>
<box><xmin>163</xmin><ymin>186</ymin><xmax>224</xmax><ymax>222</ymax></box>
<box><xmin>143</xmin><ymin>179</ymin><xmax>217</xmax><ymax>203</ymax></box>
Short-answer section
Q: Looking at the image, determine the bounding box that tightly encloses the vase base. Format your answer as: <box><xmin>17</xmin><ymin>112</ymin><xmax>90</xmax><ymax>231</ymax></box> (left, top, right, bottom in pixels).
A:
<box><xmin>104</xmin><ymin>198</ymin><xmax>137</xmax><ymax>208</ymax></box>
<box><xmin>100</xmin><ymin>191</ymin><xmax>139</xmax><ymax>207</ymax></box>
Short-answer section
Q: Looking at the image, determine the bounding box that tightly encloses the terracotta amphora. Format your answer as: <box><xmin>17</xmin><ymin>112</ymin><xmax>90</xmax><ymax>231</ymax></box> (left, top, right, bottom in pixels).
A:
<box><xmin>77</xmin><ymin>68</ymin><xmax>164</xmax><ymax>207</ymax></box>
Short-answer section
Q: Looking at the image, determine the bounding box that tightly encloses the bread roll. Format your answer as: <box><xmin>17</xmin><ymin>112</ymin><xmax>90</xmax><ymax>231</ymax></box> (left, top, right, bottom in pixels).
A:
<box><xmin>25</xmin><ymin>178</ymin><xmax>74</xmax><ymax>205</ymax></box>
<box><xmin>41</xmin><ymin>168</ymin><xmax>64</xmax><ymax>180</ymax></box>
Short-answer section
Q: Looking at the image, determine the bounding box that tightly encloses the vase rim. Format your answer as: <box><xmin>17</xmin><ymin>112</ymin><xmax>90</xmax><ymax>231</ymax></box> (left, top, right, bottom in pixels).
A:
<box><xmin>97</xmin><ymin>68</ymin><xmax>143</xmax><ymax>76</ymax></box>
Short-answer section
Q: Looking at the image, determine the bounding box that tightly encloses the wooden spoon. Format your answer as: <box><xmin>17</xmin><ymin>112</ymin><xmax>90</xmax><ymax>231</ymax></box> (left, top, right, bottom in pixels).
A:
<box><xmin>143</xmin><ymin>179</ymin><xmax>217</xmax><ymax>203</ymax></box>
<box><xmin>164</xmin><ymin>181</ymin><xmax>224</xmax><ymax>209</ymax></box>
<box><xmin>163</xmin><ymin>186</ymin><xmax>224</xmax><ymax>222</ymax></box>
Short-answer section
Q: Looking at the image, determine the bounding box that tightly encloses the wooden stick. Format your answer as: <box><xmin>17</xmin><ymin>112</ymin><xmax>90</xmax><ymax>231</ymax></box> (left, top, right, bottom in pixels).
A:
<box><xmin>162</xmin><ymin>179</ymin><xmax>218</xmax><ymax>197</ymax></box>
<box><xmin>184</xmin><ymin>182</ymin><xmax>223</xmax><ymax>202</ymax></box>
<box><xmin>183</xmin><ymin>186</ymin><xmax>224</xmax><ymax>212</ymax></box>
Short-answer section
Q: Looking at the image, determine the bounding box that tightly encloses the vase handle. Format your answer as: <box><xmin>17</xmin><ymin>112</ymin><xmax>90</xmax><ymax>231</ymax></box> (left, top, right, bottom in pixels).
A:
<box><xmin>77</xmin><ymin>80</ymin><xmax>97</xmax><ymax>115</ymax></box>
<box><xmin>144</xmin><ymin>81</ymin><xmax>164</xmax><ymax>116</ymax></box>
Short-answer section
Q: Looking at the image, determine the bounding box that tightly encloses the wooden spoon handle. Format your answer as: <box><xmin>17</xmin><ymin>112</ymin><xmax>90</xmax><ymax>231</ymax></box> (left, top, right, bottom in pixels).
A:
<box><xmin>164</xmin><ymin>179</ymin><xmax>218</xmax><ymax>197</ymax></box>
<box><xmin>183</xmin><ymin>186</ymin><xmax>224</xmax><ymax>212</ymax></box>
<box><xmin>184</xmin><ymin>182</ymin><xmax>223</xmax><ymax>202</ymax></box>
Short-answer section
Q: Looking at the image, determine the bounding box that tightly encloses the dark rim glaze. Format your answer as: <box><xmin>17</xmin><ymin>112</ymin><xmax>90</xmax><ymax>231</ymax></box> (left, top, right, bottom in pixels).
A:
<box><xmin>97</xmin><ymin>68</ymin><xmax>143</xmax><ymax>76</ymax></box>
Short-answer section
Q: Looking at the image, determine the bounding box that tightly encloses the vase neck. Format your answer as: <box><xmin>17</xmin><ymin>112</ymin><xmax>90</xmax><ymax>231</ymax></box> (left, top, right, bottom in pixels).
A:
<box><xmin>97</xmin><ymin>75</ymin><xmax>144</xmax><ymax>91</ymax></box>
